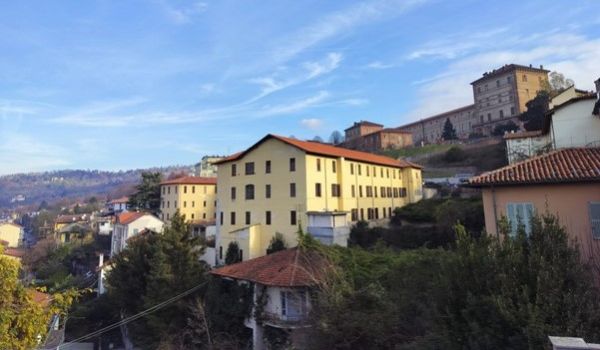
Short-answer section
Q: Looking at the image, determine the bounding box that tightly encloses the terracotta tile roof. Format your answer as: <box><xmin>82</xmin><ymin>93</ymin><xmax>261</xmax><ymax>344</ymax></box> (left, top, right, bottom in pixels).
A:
<box><xmin>344</xmin><ymin>120</ymin><xmax>384</xmax><ymax>131</ymax></box>
<box><xmin>116</xmin><ymin>211</ymin><xmax>149</xmax><ymax>225</ymax></box>
<box><xmin>470</xmin><ymin>63</ymin><xmax>549</xmax><ymax>85</ymax></box>
<box><xmin>210</xmin><ymin>247</ymin><xmax>329</xmax><ymax>287</ymax></box>
<box><xmin>28</xmin><ymin>289</ymin><xmax>51</xmax><ymax>308</ymax></box>
<box><xmin>3</xmin><ymin>247</ymin><xmax>26</xmax><ymax>258</ymax></box>
<box><xmin>108</xmin><ymin>196</ymin><xmax>129</xmax><ymax>204</ymax></box>
<box><xmin>160</xmin><ymin>176</ymin><xmax>217</xmax><ymax>185</ymax></box>
<box><xmin>468</xmin><ymin>148</ymin><xmax>600</xmax><ymax>186</ymax></box>
<box><xmin>503</xmin><ymin>130</ymin><xmax>544</xmax><ymax>140</ymax></box>
<box><xmin>214</xmin><ymin>134</ymin><xmax>422</xmax><ymax>169</ymax></box>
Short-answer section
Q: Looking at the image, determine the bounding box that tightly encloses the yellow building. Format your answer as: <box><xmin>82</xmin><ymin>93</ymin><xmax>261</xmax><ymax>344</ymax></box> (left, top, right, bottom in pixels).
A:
<box><xmin>160</xmin><ymin>176</ymin><xmax>218</xmax><ymax>224</ymax></box>
<box><xmin>0</xmin><ymin>223</ymin><xmax>24</xmax><ymax>248</ymax></box>
<box><xmin>215</xmin><ymin>134</ymin><xmax>423</xmax><ymax>262</ymax></box>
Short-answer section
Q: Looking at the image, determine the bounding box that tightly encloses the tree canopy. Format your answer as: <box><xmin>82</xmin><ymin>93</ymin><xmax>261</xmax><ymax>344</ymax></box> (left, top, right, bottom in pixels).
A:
<box><xmin>128</xmin><ymin>171</ymin><xmax>162</xmax><ymax>214</ymax></box>
<box><xmin>519</xmin><ymin>90</ymin><xmax>550</xmax><ymax>131</ymax></box>
<box><xmin>441</xmin><ymin>118</ymin><xmax>458</xmax><ymax>140</ymax></box>
<box><xmin>329</xmin><ymin>130</ymin><xmax>345</xmax><ymax>144</ymax></box>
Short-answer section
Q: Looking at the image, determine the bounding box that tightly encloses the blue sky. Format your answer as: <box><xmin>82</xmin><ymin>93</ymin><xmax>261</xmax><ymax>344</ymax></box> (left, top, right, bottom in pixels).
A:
<box><xmin>1</xmin><ymin>0</ymin><xmax>599</xmax><ymax>174</ymax></box>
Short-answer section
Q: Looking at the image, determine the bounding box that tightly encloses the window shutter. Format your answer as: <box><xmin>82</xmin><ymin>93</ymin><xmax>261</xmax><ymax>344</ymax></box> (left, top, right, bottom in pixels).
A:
<box><xmin>590</xmin><ymin>202</ymin><xmax>600</xmax><ymax>239</ymax></box>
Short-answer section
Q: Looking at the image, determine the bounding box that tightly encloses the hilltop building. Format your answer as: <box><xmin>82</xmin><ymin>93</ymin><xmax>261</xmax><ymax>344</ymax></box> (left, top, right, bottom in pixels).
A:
<box><xmin>398</xmin><ymin>64</ymin><xmax>550</xmax><ymax>143</ymax></box>
<box><xmin>194</xmin><ymin>155</ymin><xmax>225</xmax><ymax>177</ymax></box>
<box><xmin>214</xmin><ymin>134</ymin><xmax>423</xmax><ymax>263</ymax></box>
<box><xmin>341</xmin><ymin>121</ymin><xmax>413</xmax><ymax>152</ymax></box>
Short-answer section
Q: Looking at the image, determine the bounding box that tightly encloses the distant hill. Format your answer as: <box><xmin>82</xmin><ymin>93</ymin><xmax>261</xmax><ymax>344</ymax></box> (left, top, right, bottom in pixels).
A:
<box><xmin>0</xmin><ymin>166</ymin><xmax>193</xmax><ymax>210</ymax></box>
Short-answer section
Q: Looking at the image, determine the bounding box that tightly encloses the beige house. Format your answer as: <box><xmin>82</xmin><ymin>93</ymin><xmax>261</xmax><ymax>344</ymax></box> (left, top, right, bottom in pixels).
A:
<box><xmin>468</xmin><ymin>148</ymin><xmax>600</xmax><ymax>259</ymax></box>
<box><xmin>214</xmin><ymin>134</ymin><xmax>423</xmax><ymax>262</ymax></box>
<box><xmin>342</xmin><ymin>121</ymin><xmax>412</xmax><ymax>151</ymax></box>
<box><xmin>160</xmin><ymin>176</ymin><xmax>217</xmax><ymax>224</ymax></box>
<box><xmin>0</xmin><ymin>222</ymin><xmax>23</xmax><ymax>247</ymax></box>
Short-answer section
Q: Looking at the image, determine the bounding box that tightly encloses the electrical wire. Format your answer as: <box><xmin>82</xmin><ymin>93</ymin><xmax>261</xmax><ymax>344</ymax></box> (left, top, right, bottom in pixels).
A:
<box><xmin>58</xmin><ymin>280</ymin><xmax>208</xmax><ymax>347</ymax></box>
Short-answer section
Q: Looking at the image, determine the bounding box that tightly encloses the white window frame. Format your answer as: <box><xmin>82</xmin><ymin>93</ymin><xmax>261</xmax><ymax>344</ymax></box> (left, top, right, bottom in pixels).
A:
<box><xmin>506</xmin><ymin>202</ymin><xmax>534</xmax><ymax>236</ymax></box>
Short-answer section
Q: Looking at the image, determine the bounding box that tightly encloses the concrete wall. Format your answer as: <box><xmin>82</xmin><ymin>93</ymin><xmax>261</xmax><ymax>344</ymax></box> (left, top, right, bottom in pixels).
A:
<box><xmin>552</xmin><ymin>99</ymin><xmax>600</xmax><ymax>148</ymax></box>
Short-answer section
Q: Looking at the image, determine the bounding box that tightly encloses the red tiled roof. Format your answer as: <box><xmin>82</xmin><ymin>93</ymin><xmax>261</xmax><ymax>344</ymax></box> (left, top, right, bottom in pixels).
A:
<box><xmin>3</xmin><ymin>247</ymin><xmax>26</xmax><ymax>258</ymax></box>
<box><xmin>214</xmin><ymin>134</ymin><xmax>422</xmax><ymax>169</ymax></box>
<box><xmin>210</xmin><ymin>247</ymin><xmax>329</xmax><ymax>287</ymax></box>
<box><xmin>503</xmin><ymin>130</ymin><xmax>544</xmax><ymax>140</ymax></box>
<box><xmin>160</xmin><ymin>176</ymin><xmax>217</xmax><ymax>185</ymax></box>
<box><xmin>468</xmin><ymin>148</ymin><xmax>600</xmax><ymax>186</ymax></box>
<box><xmin>108</xmin><ymin>196</ymin><xmax>129</xmax><ymax>204</ymax></box>
<box><xmin>116</xmin><ymin>211</ymin><xmax>149</xmax><ymax>225</ymax></box>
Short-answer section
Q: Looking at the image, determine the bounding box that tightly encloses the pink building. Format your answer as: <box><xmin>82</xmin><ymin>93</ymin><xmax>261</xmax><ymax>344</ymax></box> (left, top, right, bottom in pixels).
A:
<box><xmin>469</xmin><ymin>148</ymin><xmax>600</xmax><ymax>260</ymax></box>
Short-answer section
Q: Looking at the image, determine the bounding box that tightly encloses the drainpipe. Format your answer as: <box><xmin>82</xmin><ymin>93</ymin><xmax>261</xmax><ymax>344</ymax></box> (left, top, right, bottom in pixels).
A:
<box><xmin>491</xmin><ymin>185</ymin><xmax>499</xmax><ymax>238</ymax></box>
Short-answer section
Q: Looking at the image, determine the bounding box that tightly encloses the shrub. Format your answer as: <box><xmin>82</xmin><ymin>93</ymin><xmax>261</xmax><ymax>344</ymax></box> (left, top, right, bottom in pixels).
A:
<box><xmin>442</xmin><ymin>146</ymin><xmax>467</xmax><ymax>163</ymax></box>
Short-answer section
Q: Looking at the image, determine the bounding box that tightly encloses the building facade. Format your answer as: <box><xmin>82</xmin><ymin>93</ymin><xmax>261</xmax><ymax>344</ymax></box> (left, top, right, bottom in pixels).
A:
<box><xmin>214</xmin><ymin>134</ymin><xmax>423</xmax><ymax>262</ymax></box>
<box><xmin>110</xmin><ymin>212</ymin><xmax>164</xmax><ymax>257</ymax></box>
<box><xmin>194</xmin><ymin>155</ymin><xmax>224</xmax><ymax>177</ymax></box>
<box><xmin>397</xmin><ymin>64</ymin><xmax>550</xmax><ymax>143</ymax></box>
<box><xmin>159</xmin><ymin>176</ymin><xmax>217</xmax><ymax>223</ymax></box>
<box><xmin>344</xmin><ymin>121</ymin><xmax>384</xmax><ymax>141</ymax></box>
<box><xmin>342</xmin><ymin>121</ymin><xmax>412</xmax><ymax>151</ymax></box>
<box><xmin>0</xmin><ymin>223</ymin><xmax>23</xmax><ymax>247</ymax></box>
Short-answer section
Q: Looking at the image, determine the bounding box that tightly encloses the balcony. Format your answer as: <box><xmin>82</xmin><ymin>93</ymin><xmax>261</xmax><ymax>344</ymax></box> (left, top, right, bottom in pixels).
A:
<box><xmin>262</xmin><ymin>312</ymin><xmax>310</xmax><ymax>329</ymax></box>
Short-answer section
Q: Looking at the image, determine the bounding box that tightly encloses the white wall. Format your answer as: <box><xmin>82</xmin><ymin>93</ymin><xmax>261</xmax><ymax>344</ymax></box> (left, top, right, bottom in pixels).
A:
<box><xmin>553</xmin><ymin>99</ymin><xmax>600</xmax><ymax>148</ymax></box>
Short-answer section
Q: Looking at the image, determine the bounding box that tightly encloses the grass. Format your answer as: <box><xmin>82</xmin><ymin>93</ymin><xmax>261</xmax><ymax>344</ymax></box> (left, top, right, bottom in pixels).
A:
<box><xmin>380</xmin><ymin>144</ymin><xmax>453</xmax><ymax>158</ymax></box>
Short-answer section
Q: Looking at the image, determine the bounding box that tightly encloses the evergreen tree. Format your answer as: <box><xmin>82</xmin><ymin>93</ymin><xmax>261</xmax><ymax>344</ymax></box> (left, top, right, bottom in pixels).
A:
<box><xmin>128</xmin><ymin>172</ymin><xmax>162</xmax><ymax>214</ymax></box>
<box><xmin>519</xmin><ymin>90</ymin><xmax>550</xmax><ymax>131</ymax></box>
<box><xmin>442</xmin><ymin>118</ymin><xmax>458</xmax><ymax>140</ymax></box>
<box><xmin>225</xmin><ymin>241</ymin><xmax>242</xmax><ymax>265</ymax></box>
<box><xmin>266</xmin><ymin>233</ymin><xmax>287</xmax><ymax>254</ymax></box>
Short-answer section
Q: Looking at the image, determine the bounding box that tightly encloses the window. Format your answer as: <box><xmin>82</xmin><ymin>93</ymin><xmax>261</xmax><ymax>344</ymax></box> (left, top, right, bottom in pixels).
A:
<box><xmin>511</xmin><ymin>107</ymin><xmax>516</xmax><ymax>115</ymax></box>
<box><xmin>280</xmin><ymin>291</ymin><xmax>307</xmax><ymax>319</ymax></box>
<box><xmin>351</xmin><ymin>185</ymin><xmax>356</xmax><ymax>197</ymax></box>
<box><xmin>290</xmin><ymin>211</ymin><xmax>297</xmax><ymax>225</ymax></box>
<box><xmin>477</xmin><ymin>87</ymin><xmax>481</xmax><ymax>93</ymax></box>
<box><xmin>380</xmin><ymin>186</ymin><xmax>386</xmax><ymax>198</ymax></box>
<box><xmin>351</xmin><ymin>209</ymin><xmax>358</xmax><ymax>221</ymax></box>
<box><xmin>359</xmin><ymin>185</ymin><xmax>363</xmax><ymax>197</ymax></box>
<box><xmin>380</xmin><ymin>168</ymin><xmax>383</xmax><ymax>177</ymax></box>
<box><xmin>219</xmin><ymin>246</ymin><xmax>223</xmax><ymax>259</ymax></box>
<box><xmin>231</xmin><ymin>164</ymin><xmax>237</xmax><ymax>176</ymax></box>
<box><xmin>202</xmin><ymin>201</ymin><xmax>205</xmax><ymax>207</ymax></box>
<box><xmin>191</xmin><ymin>213</ymin><xmax>195</xmax><ymax>219</ymax></box>
<box><xmin>316</xmin><ymin>159</ymin><xmax>321</xmax><ymax>171</ymax></box>
<box><xmin>289</xmin><ymin>158</ymin><xmax>296</xmax><ymax>172</ymax></box>
<box><xmin>230</xmin><ymin>212</ymin><xmax>236</xmax><ymax>225</ymax></box>
<box><xmin>220</xmin><ymin>212</ymin><xmax>223</xmax><ymax>225</ymax></box>
<box><xmin>266</xmin><ymin>211</ymin><xmax>272</xmax><ymax>225</ymax></box>
<box><xmin>393</xmin><ymin>188</ymin><xmax>398</xmax><ymax>198</ymax></box>
<box><xmin>315</xmin><ymin>183</ymin><xmax>322</xmax><ymax>197</ymax></box>
<box><xmin>350</xmin><ymin>163</ymin><xmax>354</xmax><ymax>175</ymax></box>
<box><xmin>265</xmin><ymin>160</ymin><xmax>271</xmax><ymax>174</ymax></box>
<box><xmin>184</xmin><ymin>185</ymin><xmax>187</xmax><ymax>194</ymax></box>
<box><xmin>290</xmin><ymin>183</ymin><xmax>296</xmax><ymax>197</ymax></box>
<box><xmin>331</xmin><ymin>184</ymin><xmax>341</xmax><ymax>197</ymax></box>
<box><xmin>358</xmin><ymin>164</ymin><xmax>362</xmax><ymax>175</ymax></box>
<box><xmin>400</xmin><ymin>187</ymin><xmax>407</xmax><ymax>197</ymax></box>
<box><xmin>192</xmin><ymin>186</ymin><xmax>195</xmax><ymax>194</ymax></box>
<box><xmin>522</xmin><ymin>74</ymin><xmax>527</xmax><ymax>82</ymax></box>
<box><xmin>245</xmin><ymin>184</ymin><xmax>255</xmax><ymax>200</ymax></box>
<box><xmin>366</xmin><ymin>167</ymin><xmax>370</xmax><ymax>176</ymax></box>
<box><xmin>589</xmin><ymin>202</ymin><xmax>600</xmax><ymax>239</ymax></box>
<box><xmin>387</xmin><ymin>187</ymin><xmax>392</xmax><ymax>197</ymax></box>
<box><xmin>360</xmin><ymin>208</ymin><xmax>364</xmax><ymax>220</ymax></box>
<box><xmin>168</xmin><ymin>187</ymin><xmax>171</xmax><ymax>194</ymax></box>
<box><xmin>245</xmin><ymin>162</ymin><xmax>255</xmax><ymax>175</ymax></box>
<box><xmin>231</xmin><ymin>187</ymin><xmax>236</xmax><ymax>200</ymax></box>
<box><xmin>332</xmin><ymin>161</ymin><xmax>336</xmax><ymax>173</ymax></box>
<box><xmin>366</xmin><ymin>186</ymin><xmax>373</xmax><ymax>197</ymax></box>
<box><xmin>266</xmin><ymin>184</ymin><xmax>271</xmax><ymax>198</ymax></box>
<box><xmin>507</xmin><ymin>76</ymin><xmax>512</xmax><ymax>83</ymax></box>
<box><xmin>183</xmin><ymin>201</ymin><xmax>187</xmax><ymax>208</ymax></box>
<box><xmin>496</xmin><ymin>79</ymin><xmax>500</xmax><ymax>87</ymax></box>
<box><xmin>174</xmin><ymin>200</ymin><xmax>178</xmax><ymax>208</ymax></box>
<box><xmin>162</xmin><ymin>187</ymin><xmax>165</xmax><ymax>195</ymax></box>
<box><xmin>373</xmin><ymin>166</ymin><xmax>376</xmax><ymax>177</ymax></box>
<box><xmin>166</xmin><ymin>213</ymin><xmax>170</xmax><ymax>220</ymax></box>
<box><xmin>245</xmin><ymin>211</ymin><xmax>251</xmax><ymax>225</ymax></box>
<box><xmin>487</xmin><ymin>113</ymin><xmax>491</xmax><ymax>122</ymax></box>
<box><xmin>374</xmin><ymin>186</ymin><xmax>378</xmax><ymax>197</ymax></box>
<box><xmin>499</xmin><ymin>110</ymin><xmax>504</xmax><ymax>118</ymax></box>
<box><xmin>506</xmin><ymin>202</ymin><xmax>534</xmax><ymax>236</ymax></box>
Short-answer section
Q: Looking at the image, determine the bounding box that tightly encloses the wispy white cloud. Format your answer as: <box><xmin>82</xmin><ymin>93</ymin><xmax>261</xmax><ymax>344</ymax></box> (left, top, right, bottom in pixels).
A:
<box><xmin>156</xmin><ymin>0</ymin><xmax>207</xmax><ymax>24</ymax></box>
<box><xmin>247</xmin><ymin>52</ymin><xmax>342</xmax><ymax>103</ymax></box>
<box><xmin>300</xmin><ymin>118</ymin><xmax>324</xmax><ymax>130</ymax></box>
<box><xmin>365</xmin><ymin>61</ymin><xmax>395</xmax><ymax>69</ymax></box>
<box><xmin>402</xmin><ymin>32</ymin><xmax>600</xmax><ymax>122</ymax></box>
<box><xmin>257</xmin><ymin>91</ymin><xmax>330</xmax><ymax>117</ymax></box>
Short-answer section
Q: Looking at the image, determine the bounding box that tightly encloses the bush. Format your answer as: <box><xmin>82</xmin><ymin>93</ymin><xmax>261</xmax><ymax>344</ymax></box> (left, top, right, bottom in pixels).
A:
<box><xmin>442</xmin><ymin>146</ymin><xmax>467</xmax><ymax>163</ymax></box>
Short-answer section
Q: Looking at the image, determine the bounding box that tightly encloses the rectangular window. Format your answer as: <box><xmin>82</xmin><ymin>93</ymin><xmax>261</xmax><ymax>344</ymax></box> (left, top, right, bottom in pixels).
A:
<box><xmin>289</xmin><ymin>158</ymin><xmax>296</xmax><ymax>172</ymax></box>
<box><xmin>184</xmin><ymin>185</ymin><xmax>187</xmax><ymax>194</ymax></box>
<box><xmin>522</xmin><ymin>74</ymin><xmax>527</xmax><ymax>82</ymax></box>
<box><xmin>373</xmin><ymin>166</ymin><xmax>376</xmax><ymax>177</ymax></box>
<box><xmin>380</xmin><ymin>168</ymin><xmax>383</xmax><ymax>177</ymax></box>
<box><xmin>374</xmin><ymin>187</ymin><xmax>378</xmax><ymax>198</ymax></box>
<box><xmin>380</xmin><ymin>186</ymin><xmax>386</xmax><ymax>198</ymax></box>
<box><xmin>315</xmin><ymin>183</ymin><xmax>322</xmax><ymax>197</ymax></box>
<box><xmin>245</xmin><ymin>162</ymin><xmax>255</xmax><ymax>175</ymax></box>
<box><xmin>266</xmin><ymin>184</ymin><xmax>271</xmax><ymax>199</ymax></box>
<box><xmin>351</xmin><ymin>185</ymin><xmax>356</xmax><ymax>197</ymax></box>
<box><xmin>231</xmin><ymin>187</ymin><xmax>236</xmax><ymax>200</ymax></box>
<box><xmin>183</xmin><ymin>201</ymin><xmax>187</xmax><ymax>208</ymax></box>
<box><xmin>511</xmin><ymin>107</ymin><xmax>516</xmax><ymax>115</ymax></box>
<box><xmin>266</xmin><ymin>211</ymin><xmax>272</xmax><ymax>225</ymax></box>
<box><xmin>332</xmin><ymin>161</ymin><xmax>336</xmax><ymax>173</ymax></box>
<box><xmin>366</xmin><ymin>186</ymin><xmax>373</xmax><ymax>197</ymax></box>
<box><xmin>350</xmin><ymin>163</ymin><xmax>354</xmax><ymax>175</ymax></box>
<box><xmin>351</xmin><ymin>209</ymin><xmax>358</xmax><ymax>221</ymax></box>
<box><xmin>499</xmin><ymin>110</ymin><xmax>504</xmax><ymax>118</ymax></box>
<box><xmin>219</xmin><ymin>246</ymin><xmax>223</xmax><ymax>259</ymax></box>
<box><xmin>316</xmin><ymin>158</ymin><xmax>321</xmax><ymax>172</ymax></box>
<box><xmin>231</xmin><ymin>164</ymin><xmax>237</xmax><ymax>176</ymax></box>
<box><xmin>360</xmin><ymin>208</ymin><xmax>364</xmax><ymax>220</ymax></box>
<box><xmin>245</xmin><ymin>184</ymin><xmax>255</xmax><ymax>200</ymax></box>
<box><xmin>245</xmin><ymin>211</ymin><xmax>251</xmax><ymax>225</ymax></box>
<box><xmin>359</xmin><ymin>185</ymin><xmax>363</xmax><ymax>197</ymax></box>
<box><xmin>162</xmin><ymin>187</ymin><xmax>165</xmax><ymax>194</ymax></box>
<box><xmin>387</xmin><ymin>187</ymin><xmax>392</xmax><ymax>198</ymax></box>
<box><xmin>331</xmin><ymin>184</ymin><xmax>341</xmax><ymax>197</ymax></box>
<box><xmin>358</xmin><ymin>164</ymin><xmax>362</xmax><ymax>175</ymax></box>
<box><xmin>203</xmin><ymin>201</ymin><xmax>206</xmax><ymax>207</ymax></box>
<box><xmin>366</xmin><ymin>166</ymin><xmax>370</xmax><ymax>176</ymax></box>
<box><xmin>168</xmin><ymin>187</ymin><xmax>170</xmax><ymax>194</ymax></box>
<box><xmin>174</xmin><ymin>200</ymin><xmax>177</xmax><ymax>208</ymax></box>
<box><xmin>230</xmin><ymin>212</ymin><xmax>236</xmax><ymax>225</ymax></box>
<box><xmin>220</xmin><ymin>212</ymin><xmax>223</xmax><ymax>225</ymax></box>
<box><xmin>590</xmin><ymin>202</ymin><xmax>600</xmax><ymax>239</ymax></box>
<box><xmin>290</xmin><ymin>183</ymin><xmax>296</xmax><ymax>197</ymax></box>
<box><xmin>290</xmin><ymin>211</ymin><xmax>297</xmax><ymax>225</ymax></box>
<box><xmin>265</xmin><ymin>160</ymin><xmax>271</xmax><ymax>174</ymax></box>
<box><xmin>506</xmin><ymin>202</ymin><xmax>534</xmax><ymax>236</ymax></box>
<box><xmin>393</xmin><ymin>188</ymin><xmax>398</xmax><ymax>198</ymax></box>
<box><xmin>192</xmin><ymin>186</ymin><xmax>195</xmax><ymax>194</ymax></box>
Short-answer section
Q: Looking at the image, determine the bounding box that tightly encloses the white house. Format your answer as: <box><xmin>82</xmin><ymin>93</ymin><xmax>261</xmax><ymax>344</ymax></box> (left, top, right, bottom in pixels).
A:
<box><xmin>107</xmin><ymin>196</ymin><xmax>129</xmax><ymax>213</ymax></box>
<box><xmin>110</xmin><ymin>212</ymin><xmax>163</xmax><ymax>257</ymax></box>
<box><xmin>211</xmin><ymin>247</ymin><xmax>328</xmax><ymax>350</ymax></box>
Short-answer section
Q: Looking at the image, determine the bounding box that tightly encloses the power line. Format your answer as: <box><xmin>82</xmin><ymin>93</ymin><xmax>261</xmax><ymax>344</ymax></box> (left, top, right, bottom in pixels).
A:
<box><xmin>58</xmin><ymin>281</ymin><xmax>208</xmax><ymax>347</ymax></box>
